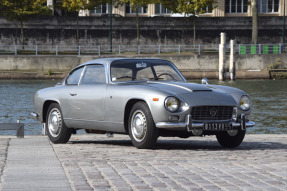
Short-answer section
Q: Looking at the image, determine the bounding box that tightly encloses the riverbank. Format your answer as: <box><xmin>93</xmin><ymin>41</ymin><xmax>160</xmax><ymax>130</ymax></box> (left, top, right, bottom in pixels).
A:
<box><xmin>1</xmin><ymin>134</ymin><xmax>287</xmax><ymax>190</ymax></box>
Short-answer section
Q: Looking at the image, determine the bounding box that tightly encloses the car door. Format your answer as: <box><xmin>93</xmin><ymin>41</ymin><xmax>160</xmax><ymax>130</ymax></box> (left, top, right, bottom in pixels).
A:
<box><xmin>68</xmin><ymin>64</ymin><xmax>107</xmax><ymax>128</ymax></box>
<box><xmin>60</xmin><ymin>66</ymin><xmax>85</xmax><ymax>127</ymax></box>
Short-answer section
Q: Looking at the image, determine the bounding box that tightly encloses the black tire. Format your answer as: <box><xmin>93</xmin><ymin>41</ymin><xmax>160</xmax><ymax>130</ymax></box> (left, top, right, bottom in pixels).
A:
<box><xmin>216</xmin><ymin>130</ymin><xmax>246</xmax><ymax>148</ymax></box>
<box><xmin>46</xmin><ymin>103</ymin><xmax>72</xmax><ymax>144</ymax></box>
<box><xmin>128</xmin><ymin>102</ymin><xmax>158</xmax><ymax>149</ymax></box>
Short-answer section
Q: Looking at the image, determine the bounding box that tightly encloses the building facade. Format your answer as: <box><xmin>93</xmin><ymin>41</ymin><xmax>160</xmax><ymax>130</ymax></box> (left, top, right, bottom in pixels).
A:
<box><xmin>47</xmin><ymin>0</ymin><xmax>285</xmax><ymax>17</ymax></box>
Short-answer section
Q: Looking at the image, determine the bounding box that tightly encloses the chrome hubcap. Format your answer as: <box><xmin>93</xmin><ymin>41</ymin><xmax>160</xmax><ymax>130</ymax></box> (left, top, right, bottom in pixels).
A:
<box><xmin>48</xmin><ymin>109</ymin><xmax>62</xmax><ymax>137</ymax></box>
<box><xmin>131</xmin><ymin>110</ymin><xmax>147</xmax><ymax>142</ymax></box>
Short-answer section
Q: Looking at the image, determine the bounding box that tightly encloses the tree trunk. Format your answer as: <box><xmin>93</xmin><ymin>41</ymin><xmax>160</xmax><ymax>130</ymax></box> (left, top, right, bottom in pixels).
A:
<box><xmin>136</xmin><ymin>7</ymin><xmax>140</xmax><ymax>45</ymax></box>
<box><xmin>251</xmin><ymin>0</ymin><xmax>258</xmax><ymax>44</ymax></box>
<box><xmin>20</xmin><ymin>20</ymin><xmax>24</xmax><ymax>49</ymax></box>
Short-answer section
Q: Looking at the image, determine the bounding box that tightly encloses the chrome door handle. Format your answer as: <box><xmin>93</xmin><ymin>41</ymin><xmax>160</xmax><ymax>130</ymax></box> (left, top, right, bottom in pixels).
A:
<box><xmin>70</xmin><ymin>93</ymin><xmax>77</xmax><ymax>96</ymax></box>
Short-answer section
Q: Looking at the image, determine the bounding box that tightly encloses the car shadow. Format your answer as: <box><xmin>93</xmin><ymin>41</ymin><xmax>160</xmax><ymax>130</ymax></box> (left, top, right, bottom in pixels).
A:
<box><xmin>68</xmin><ymin>138</ymin><xmax>287</xmax><ymax>151</ymax></box>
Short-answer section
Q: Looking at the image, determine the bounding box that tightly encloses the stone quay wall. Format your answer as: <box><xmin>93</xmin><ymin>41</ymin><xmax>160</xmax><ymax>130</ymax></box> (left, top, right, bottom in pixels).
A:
<box><xmin>0</xmin><ymin>16</ymin><xmax>285</xmax><ymax>46</ymax></box>
<box><xmin>1</xmin><ymin>53</ymin><xmax>286</xmax><ymax>79</ymax></box>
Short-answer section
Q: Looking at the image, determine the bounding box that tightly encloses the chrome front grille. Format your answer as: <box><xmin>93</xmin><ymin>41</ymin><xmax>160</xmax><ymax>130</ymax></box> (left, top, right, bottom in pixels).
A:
<box><xmin>191</xmin><ymin>106</ymin><xmax>233</xmax><ymax>121</ymax></box>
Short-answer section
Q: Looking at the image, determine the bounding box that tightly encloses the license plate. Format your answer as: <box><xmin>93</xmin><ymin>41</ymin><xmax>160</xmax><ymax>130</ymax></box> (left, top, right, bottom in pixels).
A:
<box><xmin>204</xmin><ymin>123</ymin><xmax>232</xmax><ymax>131</ymax></box>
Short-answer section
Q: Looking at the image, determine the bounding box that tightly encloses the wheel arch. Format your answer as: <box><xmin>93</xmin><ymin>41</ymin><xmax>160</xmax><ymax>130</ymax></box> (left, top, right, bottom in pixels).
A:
<box><xmin>124</xmin><ymin>99</ymin><xmax>148</xmax><ymax>133</ymax></box>
<box><xmin>42</xmin><ymin>100</ymin><xmax>59</xmax><ymax>123</ymax></box>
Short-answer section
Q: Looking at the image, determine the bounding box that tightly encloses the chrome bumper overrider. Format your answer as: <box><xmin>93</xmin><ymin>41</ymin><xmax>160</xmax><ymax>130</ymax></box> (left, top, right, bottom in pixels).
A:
<box><xmin>30</xmin><ymin>112</ymin><xmax>39</xmax><ymax>120</ymax></box>
<box><xmin>156</xmin><ymin>114</ymin><xmax>255</xmax><ymax>131</ymax></box>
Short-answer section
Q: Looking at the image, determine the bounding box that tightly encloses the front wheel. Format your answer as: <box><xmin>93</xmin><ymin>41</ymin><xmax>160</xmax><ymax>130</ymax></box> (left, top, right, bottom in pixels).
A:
<box><xmin>128</xmin><ymin>102</ymin><xmax>158</xmax><ymax>149</ymax></box>
<box><xmin>46</xmin><ymin>103</ymin><xmax>72</xmax><ymax>144</ymax></box>
<box><xmin>216</xmin><ymin>130</ymin><xmax>246</xmax><ymax>148</ymax></box>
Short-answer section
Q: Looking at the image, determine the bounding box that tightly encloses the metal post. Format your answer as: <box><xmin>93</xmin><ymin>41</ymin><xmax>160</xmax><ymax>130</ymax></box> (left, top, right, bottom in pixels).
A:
<box><xmin>279</xmin><ymin>44</ymin><xmax>282</xmax><ymax>54</ymax></box>
<box><xmin>36</xmin><ymin>45</ymin><xmax>38</xmax><ymax>56</ymax></box>
<box><xmin>239</xmin><ymin>44</ymin><xmax>241</xmax><ymax>55</ymax></box>
<box><xmin>98</xmin><ymin>45</ymin><xmax>101</xmax><ymax>56</ymax></box>
<box><xmin>15</xmin><ymin>45</ymin><xmax>17</xmax><ymax>56</ymax></box>
<box><xmin>198</xmin><ymin>45</ymin><xmax>201</xmax><ymax>55</ymax></box>
<box><xmin>259</xmin><ymin>44</ymin><xmax>261</xmax><ymax>54</ymax></box>
<box><xmin>78</xmin><ymin>46</ymin><xmax>81</xmax><ymax>56</ymax></box>
<box><xmin>138</xmin><ymin>45</ymin><xmax>140</xmax><ymax>55</ymax></box>
<box><xmin>56</xmin><ymin>46</ymin><xmax>58</xmax><ymax>56</ymax></box>
<box><xmin>119</xmin><ymin>45</ymin><xmax>121</xmax><ymax>55</ymax></box>
<box><xmin>178</xmin><ymin>45</ymin><xmax>181</xmax><ymax>55</ymax></box>
<box><xmin>109</xmin><ymin>0</ymin><xmax>113</xmax><ymax>53</ymax></box>
<box><xmin>158</xmin><ymin>45</ymin><xmax>160</xmax><ymax>55</ymax></box>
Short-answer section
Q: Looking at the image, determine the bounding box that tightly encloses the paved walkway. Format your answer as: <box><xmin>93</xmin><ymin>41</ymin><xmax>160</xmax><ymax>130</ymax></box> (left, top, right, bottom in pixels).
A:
<box><xmin>0</xmin><ymin>134</ymin><xmax>287</xmax><ymax>191</ymax></box>
<box><xmin>0</xmin><ymin>136</ymin><xmax>71</xmax><ymax>191</ymax></box>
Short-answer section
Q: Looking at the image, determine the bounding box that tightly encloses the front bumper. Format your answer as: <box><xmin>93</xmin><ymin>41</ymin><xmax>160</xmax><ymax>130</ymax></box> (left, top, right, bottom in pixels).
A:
<box><xmin>156</xmin><ymin>114</ymin><xmax>255</xmax><ymax>131</ymax></box>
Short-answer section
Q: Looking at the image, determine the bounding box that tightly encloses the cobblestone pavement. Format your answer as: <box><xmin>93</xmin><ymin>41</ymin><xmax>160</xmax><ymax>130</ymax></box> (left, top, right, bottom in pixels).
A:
<box><xmin>0</xmin><ymin>138</ymin><xmax>10</xmax><ymax>190</ymax></box>
<box><xmin>52</xmin><ymin>134</ymin><xmax>287</xmax><ymax>191</ymax></box>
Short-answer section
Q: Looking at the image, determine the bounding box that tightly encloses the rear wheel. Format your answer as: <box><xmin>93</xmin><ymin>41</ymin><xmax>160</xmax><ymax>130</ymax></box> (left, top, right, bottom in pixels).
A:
<box><xmin>216</xmin><ymin>130</ymin><xmax>246</xmax><ymax>148</ymax></box>
<box><xmin>128</xmin><ymin>102</ymin><xmax>158</xmax><ymax>149</ymax></box>
<box><xmin>46</xmin><ymin>103</ymin><xmax>72</xmax><ymax>144</ymax></box>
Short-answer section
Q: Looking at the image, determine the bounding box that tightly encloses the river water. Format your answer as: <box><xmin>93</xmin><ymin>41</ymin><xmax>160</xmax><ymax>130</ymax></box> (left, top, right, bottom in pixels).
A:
<box><xmin>0</xmin><ymin>79</ymin><xmax>286</xmax><ymax>135</ymax></box>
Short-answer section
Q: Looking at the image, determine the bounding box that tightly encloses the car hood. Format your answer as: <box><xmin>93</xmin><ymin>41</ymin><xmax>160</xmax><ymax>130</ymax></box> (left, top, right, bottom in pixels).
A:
<box><xmin>145</xmin><ymin>81</ymin><xmax>238</xmax><ymax>106</ymax></box>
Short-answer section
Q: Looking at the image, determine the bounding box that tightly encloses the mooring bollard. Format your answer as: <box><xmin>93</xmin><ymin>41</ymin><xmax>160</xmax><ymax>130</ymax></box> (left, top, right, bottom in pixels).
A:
<box><xmin>219</xmin><ymin>32</ymin><xmax>226</xmax><ymax>81</ymax></box>
<box><xmin>230</xmin><ymin>39</ymin><xmax>236</xmax><ymax>80</ymax></box>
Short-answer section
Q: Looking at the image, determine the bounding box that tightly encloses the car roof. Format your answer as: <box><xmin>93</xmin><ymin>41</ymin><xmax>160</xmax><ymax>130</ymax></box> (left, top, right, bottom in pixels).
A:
<box><xmin>77</xmin><ymin>58</ymin><xmax>170</xmax><ymax>68</ymax></box>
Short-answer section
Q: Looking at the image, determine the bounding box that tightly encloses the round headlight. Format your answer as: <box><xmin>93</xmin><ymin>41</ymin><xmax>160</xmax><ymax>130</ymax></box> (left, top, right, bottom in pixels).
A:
<box><xmin>240</xmin><ymin>95</ymin><xmax>251</xmax><ymax>111</ymax></box>
<box><xmin>165</xmin><ymin>97</ymin><xmax>179</xmax><ymax>112</ymax></box>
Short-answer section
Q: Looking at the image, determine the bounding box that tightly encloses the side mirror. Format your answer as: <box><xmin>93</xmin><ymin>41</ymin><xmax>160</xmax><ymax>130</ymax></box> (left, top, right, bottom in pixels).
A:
<box><xmin>201</xmin><ymin>78</ymin><xmax>208</xmax><ymax>85</ymax></box>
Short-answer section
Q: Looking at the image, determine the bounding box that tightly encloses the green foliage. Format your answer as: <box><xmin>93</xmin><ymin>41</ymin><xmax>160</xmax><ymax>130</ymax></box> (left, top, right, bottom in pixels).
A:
<box><xmin>161</xmin><ymin>0</ymin><xmax>217</xmax><ymax>15</ymax></box>
<box><xmin>0</xmin><ymin>0</ymin><xmax>51</xmax><ymax>22</ymax></box>
<box><xmin>0</xmin><ymin>0</ymin><xmax>51</xmax><ymax>46</ymax></box>
<box><xmin>121</xmin><ymin>0</ymin><xmax>154</xmax><ymax>8</ymax></box>
<box><xmin>58</xmin><ymin>0</ymin><xmax>108</xmax><ymax>13</ymax></box>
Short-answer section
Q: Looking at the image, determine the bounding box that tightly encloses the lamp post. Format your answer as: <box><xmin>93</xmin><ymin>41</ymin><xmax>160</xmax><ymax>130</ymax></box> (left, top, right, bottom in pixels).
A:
<box><xmin>283</xmin><ymin>0</ymin><xmax>286</xmax><ymax>46</ymax></box>
<box><xmin>109</xmin><ymin>0</ymin><xmax>113</xmax><ymax>53</ymax></box>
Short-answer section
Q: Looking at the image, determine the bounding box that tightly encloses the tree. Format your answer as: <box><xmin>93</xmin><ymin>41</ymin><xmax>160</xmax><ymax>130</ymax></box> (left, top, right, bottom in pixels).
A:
<box><xmin>251</xmin><ymin>0</ymin><xmax>258</xmax><ymax>44</ymax></box>
<box><xmin>0</xmin><ymin>0</ymin><xmax>51</xmax><ymax>46</ymax></box>
<box><xmin>121</xmin><ymin>0</ymin><xmax>155</xmax><ymax>45</ymax></box>
<box><xmin>58</xmin><ymin>0</ymin><xmax>108</xmax><ymax>45</ymax></box>
<box><xmin>161</xmin><ymin>0</ymin><xmax>217</xmax><ymax>45</ymax></box>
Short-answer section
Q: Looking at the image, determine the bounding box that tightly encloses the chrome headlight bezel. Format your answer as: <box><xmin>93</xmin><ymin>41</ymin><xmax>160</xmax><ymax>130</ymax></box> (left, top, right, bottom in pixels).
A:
<box><xmin>240</xmin><ymin>95</ymin><xmax>251</xmax><ymax>111</ymax></box>
<box><xmin>164</xmin><ymin>97</ymin><xmax>180</xmax><ymax>112</ymax></box>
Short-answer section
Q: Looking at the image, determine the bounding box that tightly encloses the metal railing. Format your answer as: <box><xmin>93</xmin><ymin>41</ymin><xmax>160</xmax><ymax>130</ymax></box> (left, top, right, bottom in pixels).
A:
<box><xmin>0</xmin><ymin>44</ymin><xmax>285</xmax><ymax>56</ymax></box>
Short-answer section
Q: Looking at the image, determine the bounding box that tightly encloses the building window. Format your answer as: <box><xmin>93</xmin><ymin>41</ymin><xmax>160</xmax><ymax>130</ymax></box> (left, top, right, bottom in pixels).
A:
<box><xmin>155</xmin><ymin>4</ymin><xmax>171</xmax><ymax>14</ymax></box>
<box><xmin>90</xmin><ymin>3</ymin><xmax>112</xmax><ymax>14</ymax></box>
<box><xmin>225</xmin><ymin>0</ymin><xmax>248</xmax><ymax>13</ymax></box>
<box><xmin>258</xmin><ymin>0</ymin><xmax>279</xmax><ymax>13</ymax></box>
<box><xmin>201</xmin><ymin>5</ymin><xmax>213</xmax><ymax>13</ymax></box>
<box><xmin>125</xmin><ymin>3</ymin><xmax>148</xmax><ymax>14</ymax></box>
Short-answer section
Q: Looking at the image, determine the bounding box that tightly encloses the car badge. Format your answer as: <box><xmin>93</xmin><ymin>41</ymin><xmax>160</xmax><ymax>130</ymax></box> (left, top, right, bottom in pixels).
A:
<box><xmin>209</xmin><ymin>108</ymin><xmax>217</xmax><ymax>117</ymax></box>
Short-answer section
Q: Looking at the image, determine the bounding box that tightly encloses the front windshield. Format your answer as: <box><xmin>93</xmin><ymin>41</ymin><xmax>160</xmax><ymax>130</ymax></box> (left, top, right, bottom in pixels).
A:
<box><xmin>110</xmin><ymin>60</ymin><xmax>185</xmax><ymax>82</ymax></box>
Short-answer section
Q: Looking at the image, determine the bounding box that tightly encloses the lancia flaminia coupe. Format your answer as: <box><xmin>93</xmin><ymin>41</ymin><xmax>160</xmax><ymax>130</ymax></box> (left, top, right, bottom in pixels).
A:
<box><xmin>31</xmin><ymin>58</ymin><xmax>255</xmax><ymax>149</ymax></box>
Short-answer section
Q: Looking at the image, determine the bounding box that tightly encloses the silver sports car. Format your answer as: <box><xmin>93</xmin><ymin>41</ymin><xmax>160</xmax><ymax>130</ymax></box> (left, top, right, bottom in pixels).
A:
<box><xmin>31</xmin><ymin>58</ymin><xmax>255</xmax><ymax>149</ymax></box>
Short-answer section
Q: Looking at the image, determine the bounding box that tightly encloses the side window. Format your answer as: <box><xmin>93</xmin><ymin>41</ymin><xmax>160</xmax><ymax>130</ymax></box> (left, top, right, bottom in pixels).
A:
<box><xmin>81</xmin><ymin>65</ymin><xmax>106</xmax><ymax>85</ymax></box>
<box><xmin>66</xmin><ymin>67</ymin><xmax>84</xmax><ymax>85</ymax></box>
